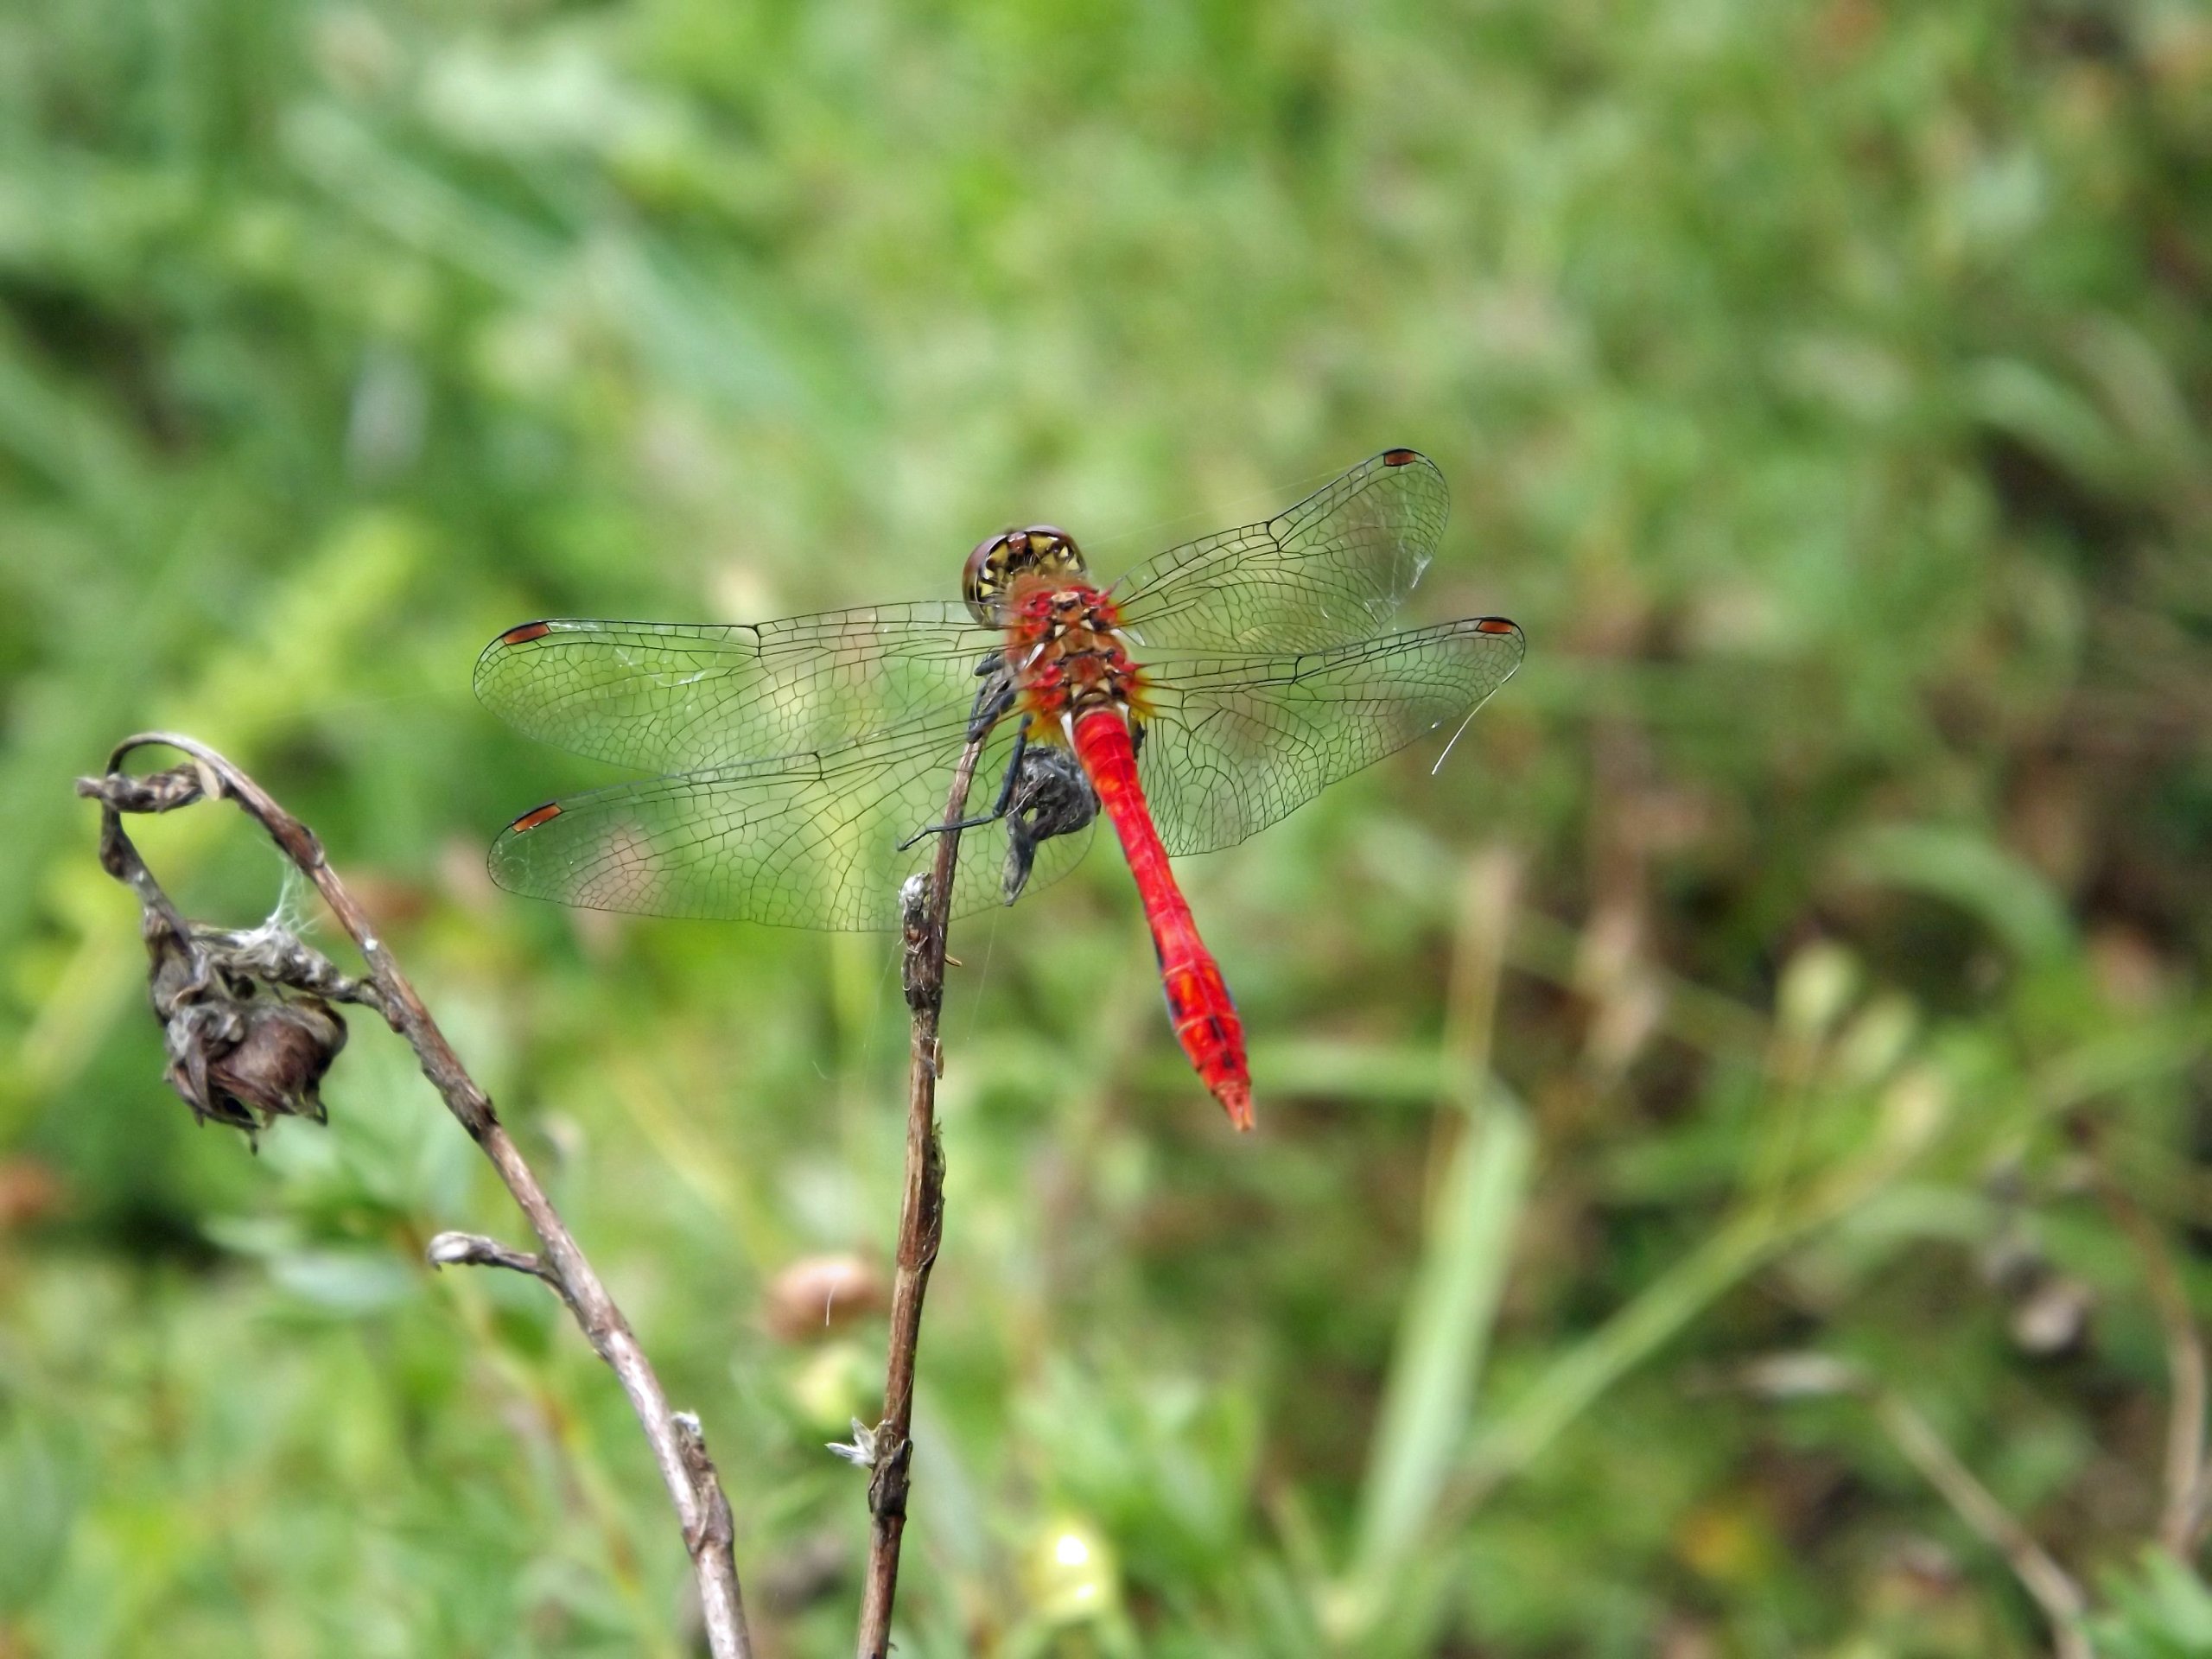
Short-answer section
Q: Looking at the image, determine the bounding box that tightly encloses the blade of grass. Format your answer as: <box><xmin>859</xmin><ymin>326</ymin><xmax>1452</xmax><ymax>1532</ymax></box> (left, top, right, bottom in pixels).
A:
<box><xmin>1841</xmin><ymin>823</ymin><xmax>2074</xmax><ymax>966</ymax></box>
<box><xmin>1351</xmin><ymin>1088</ymin><xmax>1532</xmax><ymax>1580</ymax></box>
<box><xmin>1448</xmin><ymin>1063</ymin><xmax>1954</xmax><ymax>1518</ymax></box>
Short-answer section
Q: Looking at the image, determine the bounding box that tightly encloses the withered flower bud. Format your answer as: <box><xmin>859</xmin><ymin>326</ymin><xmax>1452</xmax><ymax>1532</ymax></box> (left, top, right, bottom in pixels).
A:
<box><xmin>146</xmin><ymin>915</ymin><xmax>350</xmax><ymax>1141</ymax></box>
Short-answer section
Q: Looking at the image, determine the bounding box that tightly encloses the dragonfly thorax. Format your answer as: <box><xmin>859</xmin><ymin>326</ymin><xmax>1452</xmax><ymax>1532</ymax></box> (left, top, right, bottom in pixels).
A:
<box><xmin>1005</xmin><ymin>582</ymin><xmax>1149</xmax><ymax>734</ymax></box>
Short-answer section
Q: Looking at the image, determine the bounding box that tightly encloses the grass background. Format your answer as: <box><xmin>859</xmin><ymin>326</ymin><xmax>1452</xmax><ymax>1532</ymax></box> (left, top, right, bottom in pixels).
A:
<box><xmin>4</xmin><ymin>0</ymin><xmax>2212</xmax><ymax>1653</ymax></box>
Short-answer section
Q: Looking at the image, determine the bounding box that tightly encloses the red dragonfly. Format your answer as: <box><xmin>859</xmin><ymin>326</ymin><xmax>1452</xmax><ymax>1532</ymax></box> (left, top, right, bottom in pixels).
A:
<box><xmin>478</xmin><ymin>448</ymin><xmax>1523</xmax><ymax>1129</ymax></box>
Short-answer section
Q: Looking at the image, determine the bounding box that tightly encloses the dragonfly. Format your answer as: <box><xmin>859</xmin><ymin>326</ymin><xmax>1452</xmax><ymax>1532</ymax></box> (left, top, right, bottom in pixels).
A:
<box><xmin>477</xmin><ymin>448</ymin><xmax>1524</xmax><ymax>1129</ymax></box>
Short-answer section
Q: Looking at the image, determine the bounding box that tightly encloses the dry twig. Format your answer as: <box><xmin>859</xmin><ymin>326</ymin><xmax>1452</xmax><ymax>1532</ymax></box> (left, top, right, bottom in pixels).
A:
<box><xmin>2090</xmin><ymin>1155</ymin><xmax>2210</xmax><ymax>1554</ymax></box>
<box><xmin>79</xmin><ymin>732</ymin><xmax>753</xmax><ymax>1659</ymax></box>
<box><xmin>1744</xmin><ymin>1354</ymin><xmax>2088</xmax><ymax>1659</ymax></box>
<box><xmin>851</xmin><ymin>732</ymin><xmax>987</xmax><ymax>1659</ymax></box>
<box><xmin>1870</xmin><ymin>1390</ymin><xmax>2090</xmax><ymax>1659</ymax></box>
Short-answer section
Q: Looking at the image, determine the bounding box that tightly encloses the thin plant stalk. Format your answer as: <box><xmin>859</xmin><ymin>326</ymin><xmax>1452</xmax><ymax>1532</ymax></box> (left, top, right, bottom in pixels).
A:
<box><xmin>2093</xmin><ymin>1157</ymin><xmax>2210</xmax><ymax>1554</ymax></box>
<box><xmin>1870</xmin><ymin>1389</ymin><xmax>2089</xmax><ymax>1659</ymax></box>
<box><xmin>855</xmin><ymin>731</ymin><xmax>987</xmax><ymax>1659</ymax></box>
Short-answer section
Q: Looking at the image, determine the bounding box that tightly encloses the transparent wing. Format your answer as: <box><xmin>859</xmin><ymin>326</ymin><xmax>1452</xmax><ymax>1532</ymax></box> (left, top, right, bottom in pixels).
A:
<box><xmin>473</xmin><ymin>452</ymin><xmax>1448</xmax><ymax>778</ymax></box>
<box><xmin>477</xmin><ymin>449</ymin><xmax>1499</xmax><ymax>930</ymax></box>
<box><xmin>1137</xmin><ymin>618</ymin><xmax>1525</xmax><ymax>855</ymax></box>
<box><xmin>487</xmin><ymin>716</ymin><xmax>1093</xmax><ymax>931</ymax></box>
<box><xmin>474</xmin><ymin>605</ymin><xmax>997</xmax><ymax>773</ymax></box>
<box><xmin>1112</xmin><ymin>449</ymin><xmax>1449</xmax><ymax>653</ymax></box>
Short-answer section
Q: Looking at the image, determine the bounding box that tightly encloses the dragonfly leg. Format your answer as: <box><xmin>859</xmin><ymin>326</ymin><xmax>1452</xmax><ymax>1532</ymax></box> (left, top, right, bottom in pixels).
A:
<box><xmin>967</xmin><ymin>652</ymin><xmax>1016</xmax><ymax>733</ymax></box>
<box><xmin>982</xmin><ymin>723</ymin><xmax>1028</xmax><ymax>818</ymax></box>
<box><xmin>897</xmin><ymin>723</ymin><xmax>1027</xmax><ymax>851</ymax></box>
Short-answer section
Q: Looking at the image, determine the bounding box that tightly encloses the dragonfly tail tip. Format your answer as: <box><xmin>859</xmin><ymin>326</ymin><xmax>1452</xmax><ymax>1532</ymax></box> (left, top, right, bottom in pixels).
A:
<box><xmin>1218</xmin><ymin>1080</ymin><xmax>1255</xmax><ymax>1133</ymax></box>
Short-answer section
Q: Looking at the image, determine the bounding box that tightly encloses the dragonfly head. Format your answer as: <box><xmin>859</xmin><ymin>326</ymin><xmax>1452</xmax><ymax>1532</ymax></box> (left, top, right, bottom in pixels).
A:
<box><xmin>964</xmin><ymin>524</ymin><xmax>1088</xmax><ymax>623</ymax></box>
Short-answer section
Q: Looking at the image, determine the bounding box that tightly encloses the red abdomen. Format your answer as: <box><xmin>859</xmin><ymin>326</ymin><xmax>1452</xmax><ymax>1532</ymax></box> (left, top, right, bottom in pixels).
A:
<box><xmin>1069</xmin><ymin>709</ymin><xmax>1253</xmax><ymax>1129</ymax></box>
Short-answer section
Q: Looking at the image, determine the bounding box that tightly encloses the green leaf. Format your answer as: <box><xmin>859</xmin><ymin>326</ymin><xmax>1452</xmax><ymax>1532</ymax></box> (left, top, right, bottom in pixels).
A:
<box><xmin>1840</xmin><ymin>823</ymin><xmax>2074</xmax><ymax>965</ymax></box>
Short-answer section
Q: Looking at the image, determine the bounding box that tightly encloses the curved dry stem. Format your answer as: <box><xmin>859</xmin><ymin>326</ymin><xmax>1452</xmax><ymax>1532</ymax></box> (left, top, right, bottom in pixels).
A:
<box><xmin>79</xmin><ymin>732</ymin><xmax>753</xmax><ymax>1659</ymax></box>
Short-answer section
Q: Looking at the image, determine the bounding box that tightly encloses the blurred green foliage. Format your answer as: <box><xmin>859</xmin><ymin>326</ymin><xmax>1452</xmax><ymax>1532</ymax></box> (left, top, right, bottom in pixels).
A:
<box><xmin>3</xmin><ymin>0</ymin><xmax>2210</xmax><ymax>1653</ymax></box>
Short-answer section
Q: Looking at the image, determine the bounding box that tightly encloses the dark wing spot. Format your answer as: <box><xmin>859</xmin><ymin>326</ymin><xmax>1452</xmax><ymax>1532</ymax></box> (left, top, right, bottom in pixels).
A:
<box><xmin>499</xmin><ymin>621</ymin><xmax>554</xmax><ymax>645</ymax></box>
<box><xmin>508</xmin><ymin>802</ymin><xmax>564</xmax><ymax>833</ymax></box>
<box><xmin>1382</xmin><ymin>448</ymin><xmax>1422</xmax><ymax>467</ymax></box>
<box><xmin>1475</xmin><ymin>617</ymin><xmax>1521</xmax><ymax>635</ymax></box>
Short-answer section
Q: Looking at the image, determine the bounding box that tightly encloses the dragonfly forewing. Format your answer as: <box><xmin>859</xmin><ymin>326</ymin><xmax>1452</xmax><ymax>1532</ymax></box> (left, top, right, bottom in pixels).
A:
<box><xmin>474</xmin><ymin>605</ymin><xmax>997</xmax><ymax>773</ymax></box>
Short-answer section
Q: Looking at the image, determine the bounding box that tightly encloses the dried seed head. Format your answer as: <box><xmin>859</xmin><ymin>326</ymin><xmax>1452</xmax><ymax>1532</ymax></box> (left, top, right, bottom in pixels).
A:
<box><xmin>145</xmin><ymin>916</ymin><xmax>348</xmax><ymax>1141</ymax></box>
<box><xmin>197</xmin><ymin>994</ymin><xmax>346</xmax><ymax>1128</ymax></box>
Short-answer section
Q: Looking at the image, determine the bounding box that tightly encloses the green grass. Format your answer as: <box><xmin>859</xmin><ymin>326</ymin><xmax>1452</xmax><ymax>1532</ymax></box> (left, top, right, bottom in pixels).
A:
<box><xmin>3</xmin><ymin>0</ymin><xmax>2210</xmax><ymax>1653</ymax></box>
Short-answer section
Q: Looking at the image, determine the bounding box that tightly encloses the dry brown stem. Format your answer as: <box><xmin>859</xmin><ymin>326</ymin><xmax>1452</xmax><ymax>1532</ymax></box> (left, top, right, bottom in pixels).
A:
<box><xmin>853</xmin><ymin>732</ymin><xmax>986</xmax><ymax>1659</ymax></box>
<box><xmin>1743</xmin><ymin>1354</ymin><xmax>2088</xmax><ymax>1659</ymax></box>
<box><xmin>1869</xmin><ymin>1389</ymin><xmax>2089</xmax><ymax>1659</ymax></box>
<box><xmin>79</xmin><ymin>733</ymin><xmax>753</xmax><ymax>1659</ymax></box>
<box><xmin>2091</xmin><ymin>1156</ymin><xmax>2210</xmax><ymax>1555</ymax></box>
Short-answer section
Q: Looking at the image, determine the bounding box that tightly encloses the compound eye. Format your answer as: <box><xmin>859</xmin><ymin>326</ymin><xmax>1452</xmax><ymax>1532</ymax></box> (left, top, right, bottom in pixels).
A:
<box><xmin>963</xmin><ymin>531</ymin><xmax>1017</xmax><ymax>623</ymax></box>
<box><xmin>1021</xmin><ymin>525</ymin><xmax>1084</xmax><ymax>580</ymax></box>
<box><xmin>963</xmin><ymin>524</ymin><xmax>1090</xmax><ymax>623</ymax></box>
